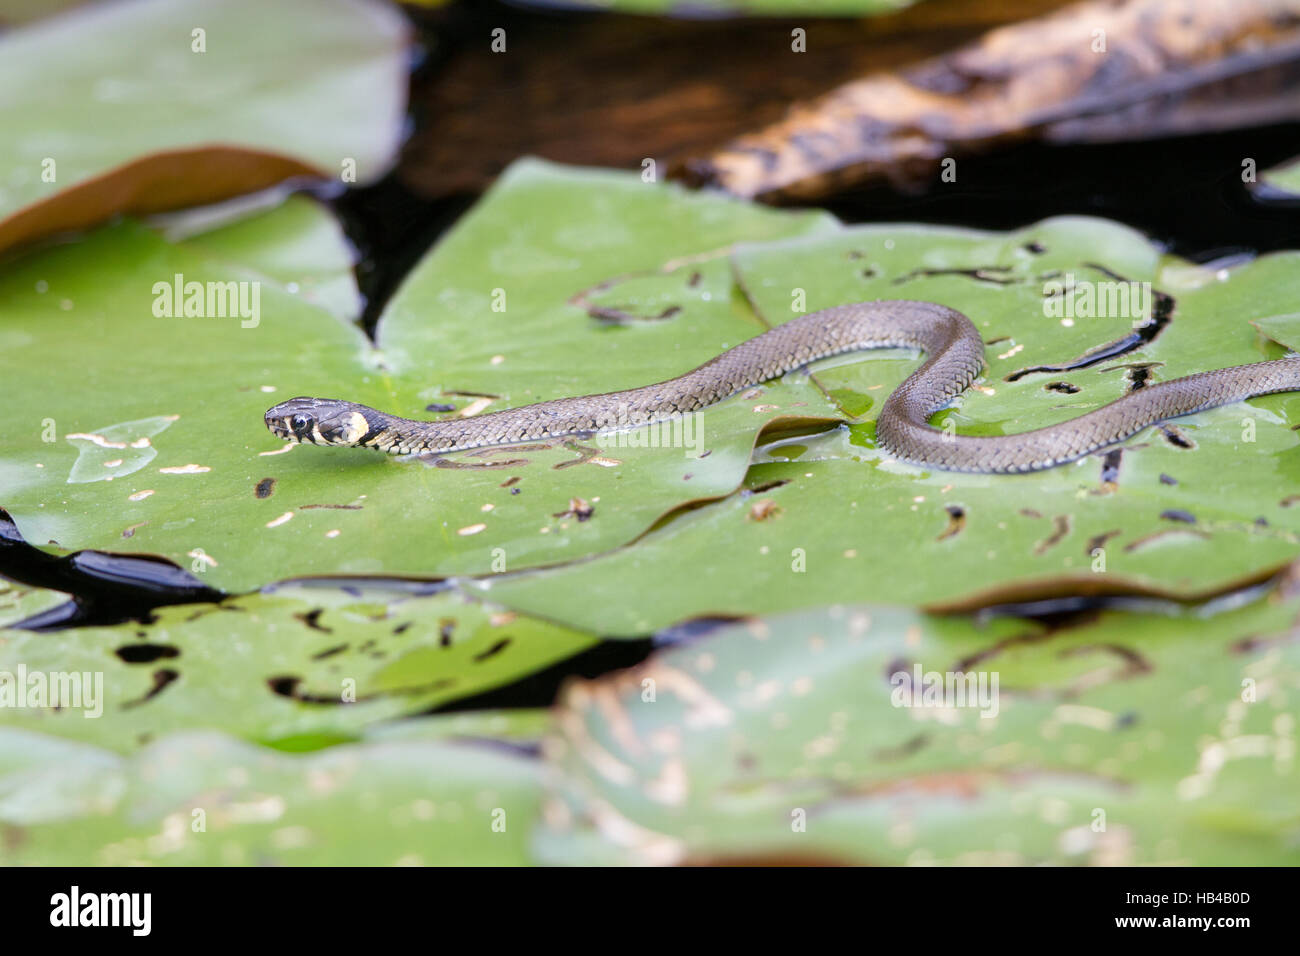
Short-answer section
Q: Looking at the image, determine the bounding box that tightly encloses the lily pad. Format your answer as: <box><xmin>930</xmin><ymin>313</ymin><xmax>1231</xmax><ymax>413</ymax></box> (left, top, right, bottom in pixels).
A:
<box><xmin>0</xmin><ymin>160</ymin><xmax>840</xmax><ymax>593</ymax></box>
<box><xmin>469</xmin><ymin>221</ymin><xmax>1300</xmax><ymax>634</ymax></box>
<box><xmin>362</xmin><ymin>709</ymin><xmax>553</xmax><ymax>745</ymax></box>
<box><xmin>1256</xmin><ymin>155</ymin><xmax>1300</xmax><ymax>200</ymax></box>
<box><xmin>0</xmin><ymin>0</ymin><xmax>408</xmax><ymax>255</ymax></box>
<box><xmin>0</xmin><ymin>729</ymin><xmax>541</xmax><ymax>865</ymax></box>
<box><xmin>0</xmin><ymin>583</ymin><xmax>596</xmax><ymax>752</ymax></box>
<box><xmin>168</xmin><ymin>194</ymin><xmax>363</xmax><ymax>323</ymax></box>
<box><xmin>535</xmin><ymin>574</ymin><xmax>1300</xmax><ymax>865</ymax></box>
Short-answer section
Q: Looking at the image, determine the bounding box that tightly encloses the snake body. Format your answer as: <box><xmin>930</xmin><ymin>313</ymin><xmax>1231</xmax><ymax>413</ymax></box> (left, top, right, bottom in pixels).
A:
<box><xmin>264</xmin><ymin>300</ymin><xmax>1300</xmax><ymax>473</ymax></box>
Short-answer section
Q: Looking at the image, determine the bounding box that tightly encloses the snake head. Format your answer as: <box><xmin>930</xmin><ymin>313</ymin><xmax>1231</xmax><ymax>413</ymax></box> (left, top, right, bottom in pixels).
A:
<box><xmin>264</xmin><ymin>397</ymin><xmax>378</xmax><ymax>447</ymax></box>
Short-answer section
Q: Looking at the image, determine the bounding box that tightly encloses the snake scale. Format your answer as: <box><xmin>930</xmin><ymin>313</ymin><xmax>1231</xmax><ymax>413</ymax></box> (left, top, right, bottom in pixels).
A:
<box><xmin>264</xmin><ymin>300</ymin><xmax>1300</xmax><ymax>473</ymax></box>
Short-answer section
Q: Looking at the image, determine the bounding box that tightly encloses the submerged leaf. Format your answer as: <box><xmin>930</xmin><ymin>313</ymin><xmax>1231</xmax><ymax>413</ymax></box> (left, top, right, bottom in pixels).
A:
<box><xmin>0</xmin><ymin>729</ymin><xmax>541</xmax><ymax>865</ymax></box>
<box><xmin>536</xmin><ymin>575</ymin><xmax>1300</xmax><ymax>865</ymax></box>
<box><xmin>0</xmin><ymin>584</ymin><xmax>596</xmax><ymax>752</ymax></box>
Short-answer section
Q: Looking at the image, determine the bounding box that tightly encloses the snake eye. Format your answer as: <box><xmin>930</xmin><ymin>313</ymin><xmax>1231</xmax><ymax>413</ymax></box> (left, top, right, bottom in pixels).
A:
<box><xmin>290</xmin><ymin>413</ymin><xmax>311</xmax><ymax>434</ymax></box>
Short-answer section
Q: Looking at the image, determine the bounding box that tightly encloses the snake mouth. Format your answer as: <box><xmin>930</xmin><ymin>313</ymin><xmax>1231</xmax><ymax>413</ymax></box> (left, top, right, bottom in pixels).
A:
<box><xmin>264</xmin><ymin>397</ymin><xmax>327</xmax><ymax>444</ymax></box>
<box><xmin>267</xmin><ymin>423</ymin><xmax>302</xmax><ymax>443</ymax></box>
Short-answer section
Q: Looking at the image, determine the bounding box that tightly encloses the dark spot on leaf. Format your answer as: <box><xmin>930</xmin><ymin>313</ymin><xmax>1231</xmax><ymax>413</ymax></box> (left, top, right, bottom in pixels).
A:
<box><xmin>1233</xmin><ymin>626</ymin><xmax>1300</xmax><ymax>653</ymax></box>
<box><xmin>1099</xmin><ymin>449</ymin><xmax>1123</xmax><ymax>486</ymax></box>
<box><xmin>1123</xmin><ymin>363</ymin><xmax>1158</xmax><ymax>391</ymax></box>
<box><xmin>1033</xmin><ymin>515</ymin><xmax>1072</xmax><ymax>555</ymax></box>
<box><xmin>1044</xmin><ymin>381</ymin><xmax>1079</xmax><ymax>394</ymax></box>
<box><xmin>311</xmin><ymin>643</ymin><xmax>349</xmax><ymax>660</ymax></box>
<box><xmin>433</xmin><ymin>455</ymin><xmax>528</xmax><ymax>470</ymax></box>
<box><xmin>1006</xmin><ymin>289</ymin><xmax>1174</xmax><ymax>381</ymax></box>
<box><xmin>589</xmin><ymin>304</ymin><xmax>682</xmax><ymax>325</ymax></box>
<box><xmin>873</xmin><ymin>733</ymin><xmax>930</xmax><ymax>761</ymax></box>
<box><xmin>1024</xmin><ymin>242</ymin><xmax>1047</xmax><ymax>254</ymax></box>
<box><xmin>883</xmin><ymin>656</ymin><xmax>912</xmax><ymax>686</ymax></box>
<box><xmin>473</xmin><ymin>637</ymin><xmax>511</xmax><ymax>662</ymax></box>
<box><xmin>894</xmin><ymin>266</ymin><xmax>1018</xmax><ymax>286</ymax></box>
<box><xmin>294</xmin><ymin>608</ymin><xmax>332</xmax><ymax>632</ymax></box>
<box><xmin>501</xmin><ymin>476</ymin><xmax>520</xmax><ymax>488</ymax></box>
<box><xmin>114</xmin><ymin>643</ymin><xmax>179</xmax><ymax>664</ymax></box>
<box><xmin>1161</xmin><ymin>509</ymin><xmax>1197</xmax><ymax>524</ymax></box>
<box><xmin>266</xmin><ymin>675</ymin><xmax>344</xmax><ymax>704</ymax></box>
<box><xmin>439</xmin><ymin>618</ymin><xmax>455</xmax><ymax>647</ymax></box>
<box><xmin>122</xmin><ymin>668</ymin><xmax>179</xmax><ymax>708</ymax></box>
<box><xmin>1159</xmin><ymin>473</ymin><xmax>1178</xmax><ymax>485</ymax></box>
<box><xmin>1058</xmin><ymin>643</ymin><xmax>1153</xmax><ymax>686</ymax></box>
<box><xmin>936</xmin><ymin>504</ymin><xmax>966</xmax><ymax>541</ymax></box>
<box><xmin>1124</xmin><ymin>527</ymin><xmax>1209</xmax><ymax>551</ymax></box>
<box><xmin>1086</xmin><ymin>529</ymin><xmax>1122</xmax><ymax>555</ymax></box>
<box><xmin>652</xmin><ymin>615</ymin><xmax>743</xmax><ymax>648</ymax></box>
<box><xmin>744</xmin><ymin>479</ymin><xmax>791</xmax><ymax>496</ymax></box>
<box><xmin>1160</xmin><ymin>425</ymin><xmax>1195</xmax><ymax>449</ymax></box>
<box><xmin>393</xmin><ymin>621</ymin><xmax>411</xmax><ymax>635</ymax></box>
<box><xmin>554</xmin><ymin>440</ymin><xmax>603</xmax><ymax>470</ymax></box>
<box><xmin>425</xmin><ymin>403</ymin><xmax>456</xmax><ymax>413</ymax></box>
<box><xmin>255</xmin><ymin>477</ymin><xmax>275</xmax><ymax>499</ymax></box>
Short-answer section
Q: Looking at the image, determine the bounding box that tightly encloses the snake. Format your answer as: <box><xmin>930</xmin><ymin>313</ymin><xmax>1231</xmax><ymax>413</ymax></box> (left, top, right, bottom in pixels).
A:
<box><xmin>263</xmin><ymin>300</ymin><xmax>1300</xmax><ymax>473</ymax></box>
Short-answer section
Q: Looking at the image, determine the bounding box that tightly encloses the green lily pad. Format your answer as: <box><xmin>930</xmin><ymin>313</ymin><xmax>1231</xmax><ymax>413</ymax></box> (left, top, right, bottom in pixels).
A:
<box><xmin>469</xmin><ymin>222</ymin><xmax>1300</xmax><ymax>634</ymax></box>
<box><xmin>0</xmin><ymin>729</ymin><xmax>541</xmax><ymax>865</ymax></box>
<box><xmin>166</xmin><ymin>194</ymin><xmax>363</xmax><ymax>323</ymax></box>
<box><xmin>0</xmin><ymin>583</ymin><xmax>596</xmax><ymax>752</ymax></box>
<box><xmin>362</xmin><ymin>709</ymin><xmax>553</xmax><ymax>745</ymax></box>
<box><xmin>535</xmin><ymin>576</ymin><xmax>1300</xmax><ymax>865</ymax></box>
<box><xmin>1256</xmin><ymin>156</ymin><xmax>1300</xmax><ymax>200</ymax></box>
<box><xmin>0</xmin><ymin>0</ymin><xmax>408</xmax><ymax>255</ymax></box>
<box><xmin>0</xmin><ymin>160</ymin><xmax>839</xmax><ymax>593</ymax></box>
